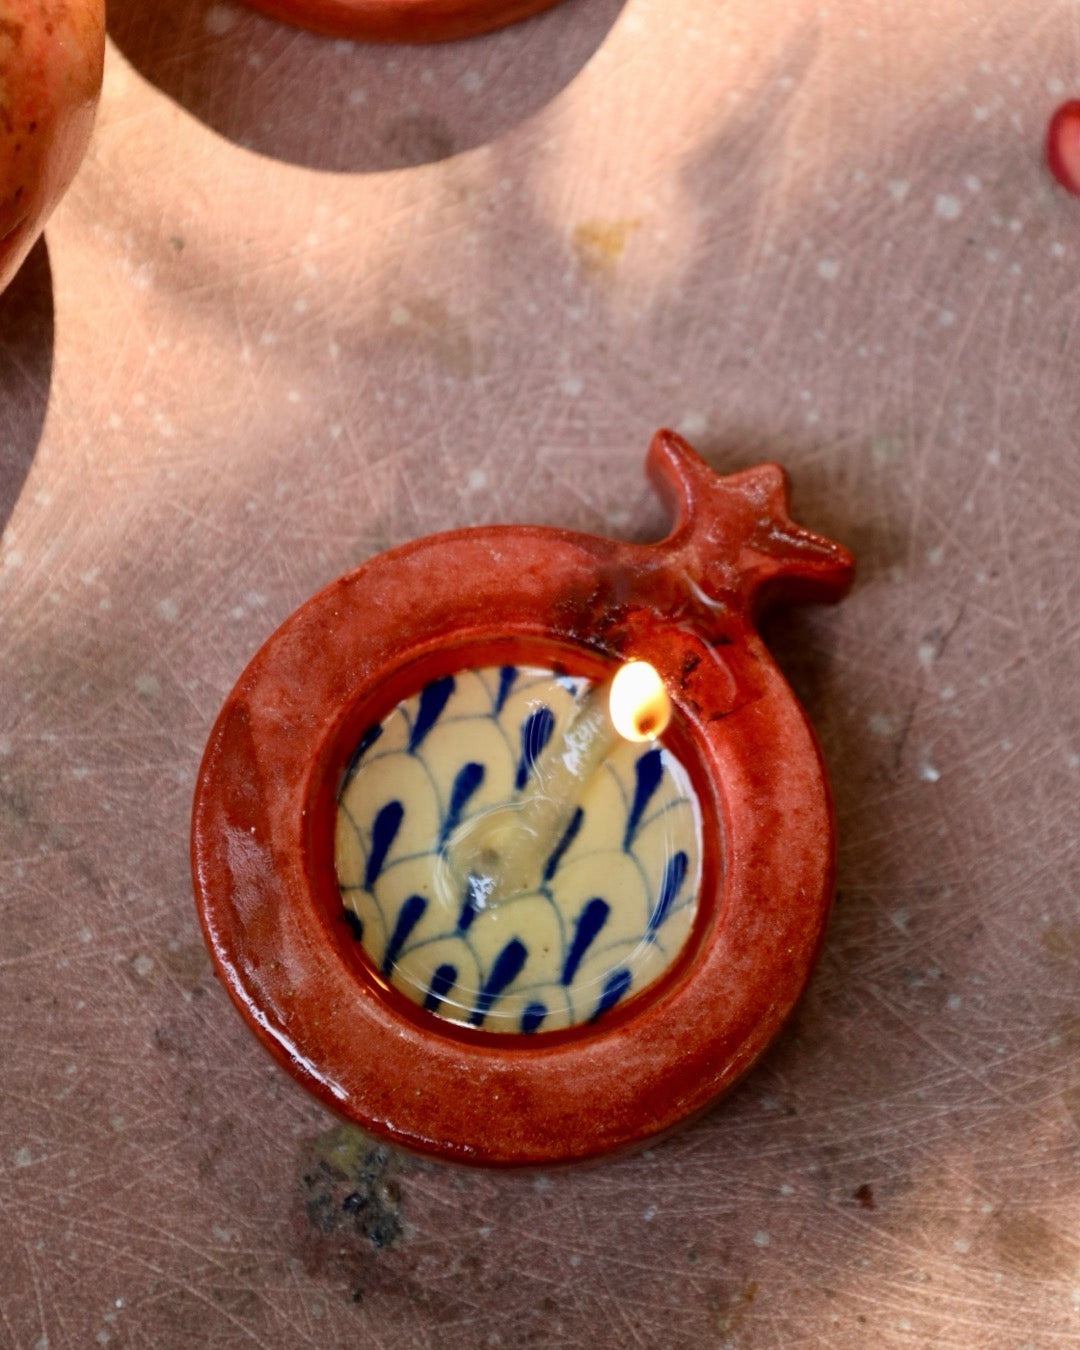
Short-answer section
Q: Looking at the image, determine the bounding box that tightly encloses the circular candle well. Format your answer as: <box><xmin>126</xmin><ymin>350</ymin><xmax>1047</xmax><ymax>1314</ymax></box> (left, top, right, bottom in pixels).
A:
<box><xmin>334</xmin><ymin>664</ymin><xmax>704</xmax><ymax>1034</ymax></box>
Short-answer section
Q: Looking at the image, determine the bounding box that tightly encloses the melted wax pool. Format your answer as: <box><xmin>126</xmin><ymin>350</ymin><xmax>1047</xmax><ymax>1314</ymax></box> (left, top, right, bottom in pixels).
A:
<box><xmin>334</xmin><ymin>665</ymin><xmax>704</xmax><ymax>1033</ymax></box>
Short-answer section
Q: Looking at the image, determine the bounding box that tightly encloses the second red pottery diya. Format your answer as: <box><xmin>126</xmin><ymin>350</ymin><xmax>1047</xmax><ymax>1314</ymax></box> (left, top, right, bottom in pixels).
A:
<box><xmin>191</xmin><ymin>430</ymin><xmax>854</xmax><ymax>1166</ymax></box>
<box><xmin>239</xmin><ymin>0</ymin><xmax>566</xmax><ymax>42</ymax></box>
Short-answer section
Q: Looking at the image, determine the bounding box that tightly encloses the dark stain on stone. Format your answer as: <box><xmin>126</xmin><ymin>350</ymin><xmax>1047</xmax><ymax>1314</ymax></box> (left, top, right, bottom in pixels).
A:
<box><xmin>993</xmin><ymin>1210</ymin><xmax>1076</xmax><ymax>1280</ymax></box>
<box><xmin>298</xmin><ymin>1125</ymin><xmax>402</xmax><ymax>1254</ymax></box>
<box><xmin>1042</xmin><ymin>924</ymin><xmax>1080</xmax><ymax>962</ymax></box>
<box><xmin>852</xmin><ymin>1183</ymin><xmax>876</xmax><ymax>1209</ymax></box>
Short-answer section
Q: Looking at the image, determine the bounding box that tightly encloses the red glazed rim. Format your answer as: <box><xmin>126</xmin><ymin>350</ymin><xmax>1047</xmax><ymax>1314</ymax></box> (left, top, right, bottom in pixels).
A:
<box><xmin>239</xmin><ymin>0</ymin><xmax>566</xmax><ymax>42</ymax></box>
<box><xmin>191</xmin><ymin>431</ymin><xmax>853</xmax><ymax>1166</ymax></box>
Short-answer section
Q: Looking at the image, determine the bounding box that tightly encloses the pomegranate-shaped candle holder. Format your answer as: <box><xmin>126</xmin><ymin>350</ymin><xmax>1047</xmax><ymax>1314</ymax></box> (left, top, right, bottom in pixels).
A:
<box><xmin>192</xmin><ymin>430</ymin><xmax>854</xmax><ymax>1165</ymax></box>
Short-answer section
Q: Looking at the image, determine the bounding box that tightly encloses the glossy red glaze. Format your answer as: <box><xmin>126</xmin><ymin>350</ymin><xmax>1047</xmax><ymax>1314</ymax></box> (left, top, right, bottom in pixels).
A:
<box><xmin>239</xmin><ymin>0</ymin><xmax>565</xmax><ymax>42</ymax></box>
<box><xmin>1047</xmin><ymin>99</ymin><xmax>1080</xmax><ymax>196</ymax></box>
<box><xmin>0</xmin><ymin>0</ymin><xmax>105</xmax><ymax>292</ymax></box>
<box><xmin>191</xmin><ymin>431</ymin><xmax>854</xmax><ymax>1166</ymax></box>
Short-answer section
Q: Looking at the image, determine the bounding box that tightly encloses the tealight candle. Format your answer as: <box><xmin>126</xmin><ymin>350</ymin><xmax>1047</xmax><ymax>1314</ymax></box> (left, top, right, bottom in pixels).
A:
<box><xmin>335</xmin><ymin>662</ymin><xmax>699</xmax><ymax>1033</ymax></box>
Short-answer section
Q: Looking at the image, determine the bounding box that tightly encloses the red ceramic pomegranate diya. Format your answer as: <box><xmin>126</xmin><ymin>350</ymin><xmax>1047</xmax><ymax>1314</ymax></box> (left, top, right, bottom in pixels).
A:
<box><xmin>239</xmin><ymin>0</ymin><xmax>565</xmax><ymax>42</ymax></box>
<box><xmin>192</xmin><ymin>430</ymin><xmax>853</xmax><ymax>1166</ymax></box>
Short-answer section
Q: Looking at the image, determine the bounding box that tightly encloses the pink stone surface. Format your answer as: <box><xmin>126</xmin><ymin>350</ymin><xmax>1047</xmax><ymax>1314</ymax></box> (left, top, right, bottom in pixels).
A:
<box><xmin>1</xmin><ymin>1</ymin><xmax>1077</xmax><ymax>1345</ymax></box>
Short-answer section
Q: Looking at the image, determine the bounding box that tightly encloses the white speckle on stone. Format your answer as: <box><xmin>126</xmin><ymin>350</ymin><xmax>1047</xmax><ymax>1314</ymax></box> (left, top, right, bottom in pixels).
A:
<box><xmin>34</xmin><ymin>1335</ymin><xmax>48</xmax><ymax>1350</ymax></box>
<box><xmin>107</xmin><ymin>412</ymin><xmax>123</xmax><ymax>431</ymax></box>
<box><xmin>562</xmin><ymin>376</ymin><xmax>584</xmax><ymax>397</ymax></box>
<box><xmin>816</xmin><ymin>258</ymin><xmax>840</xmax><ymax>281</ymax></box>
<box><xmin>14</xmin><ymin>1145</ymin><xmax>32</xmax><ymax>1167</ymax></box>
<box><xmin>940</xmin><ymin>686</ymin><xmax>956</xmax><ymax>701</ymax></box>
<box><xmin>1066</xmin><ymin>753</ymin><xmax>1079</xmax><ymax>770</ymax></box>
<box><xmin>79</xmin><ymin>928</ymin><xmax>92</xmax><ymax>943</ymax></box>
<box><xmin>293</xmin><ymin>297</ymin><xmax>309</xmax><ymax>315</ymax></box>
<box><xmin>964</xmin><ymin>175</ymin><xmax>982</xmax><ymax>193</ymax></box>
<box><xmin>868</xmin><ymin>713</ymin><xmax>896</xmax><ymax>737</ymax></box>
<box><xmin>132</xmin><ymin>954</ymin><xmax>154</xmax><ymax>978</ymax></box>
<box><xmin>71</xmin><ymin>766</ymin><xmax>90</xmax><ymax>780</ymax></box>
<box><xmin>935</xmin><ymin>194</ymin><xmax>962</xmax><ymax>221</ymax></box>
<box><xmin>467</xmin><ymin>468</ymin><xmax>488</xmax><ymax>492</ymax></box>
<box><xmin>1048</xmin><ymin>77</ymin><xmax>1066</xmax><ymax>96</ymax></box>
<box><xmin>287</xmin><ymin>389</ymin><xmax>301</xmax><ymax>405</ymax></box>
<box><xmin>259</xmin><ymin>330</ymin><xmax>275</xmax><ymax>346</ymax></box>
<box><xmin>3</xmin><ymin>549</ymin><xmax>24</xmax><ymax>569</ymax></box>
<box><xmin>927</xmin><ymin>546</ymin><xmax>944</xmax><ymax>567</ymax></box>
<box><xmin>986</xmin><ymin>448</ymin><xmax>1001</xmax><ymax>467</ymax></box>
<box><xmin>938</xmin><ymin>309</ymin><xmax>956</xmax><ymax>327</ymax></box>
<box><xmin>156</xmin><ymin>597</ymin><xmax>179</xmax><ymax>623</ymax></box>
<box><xmin>390</xmin><ymin>305</ymin><xmax>410</xmax><ymax>326</ymax></box>
<box><xmin>677</xmin><ymin>411</ymin><xmax>708</xmax><ymax>440</ymax></box>
<box><xmin>779</xmin><ymin>1183</ymin><xmax>794</xmax><ymax>1196</ymax></box>
<box><xmin>534</xmin><ymin>1174</ymin><xmax>551</xmax><ymax>1192</ymax></box>
<box><xmin>211</xmin><ymin>1224</ymin><xmax>232</xmax><ymax>1243</ymax></box>
<box><xmin>953</xmin><ymin>1236</ymin><xmax>970</xmax><ymax>1253</ymax></box>
<box><xmin>204</xmin><ymin>5</ymin><xmax>238</xmax><ymax>36</ymax></box>
<box><xmin>947</xmin><ymin>994</ymin><xmax>962</xmax><ymax>1010</ymax></box>
<box><xmin>919</xmin><ymin>763</ymin><xmax>940</xmax><ymax>783</ymax></box>
<box><xmin>1051</xmin><ymin>242</ymin><xmax>1066</xmax><ymax>259</ymax></box>
<box><xmin>348</xmin><ymin>88</ymin><xmax>367</xmax><ymax>107</ymax></box>
<box><xmin>0</xmin><ymin>737</ymin><xmax>10</xmax><ymax>757</ymax></box>
<box><xmin>888</xmin><ymin>179</ymin><xmax>910</xmax><ymax>202</ymax></box>
<box><xmin>918</xmin><ymin>642</ymin><xmax>937</xmax><ymax>667</ymax></box>
<box><xmin>569</xmin><ymin>1253</ymin><xmax>582</xmax><ymax>1268</ymax></box>
<box><xmin>462</xmin><ymin>69</ymin><xmax>482</xmax><ymax>93</ymax></box>
<box><xmin>135</xmin><ymin>673</ymin><xmax>160</xmax><ymax>699</ymax></box>
<box><xmin>753</xmin><ymin>1230</ymin><xmax>770</xmax><ymax>1247</ymax></box>
<box><xmin>643</xmin><ymin>1205</ymin><xmax>657</xmax><ymax>1221</ymax></box>
<box><xmin>890</xmin><ymin>908</ymin><xmax>910</xmax><ymax>934</ymax></box>
<box><xmin>973</xmin><ymin>105</ymin><xmax>990</xmax><ymax>121</ymax></box>
<box><xmin>109</xmin><ymin>1115</ymin><xmax>125</xmax><ymax>1133</ymax></box>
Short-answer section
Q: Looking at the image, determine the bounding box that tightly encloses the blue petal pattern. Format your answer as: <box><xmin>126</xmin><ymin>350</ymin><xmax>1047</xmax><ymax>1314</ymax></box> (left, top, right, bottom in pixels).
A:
<box><xmin>561</xmin><ymin>897</ymin><xmax>610</xmax><ymax>985</ymax></box>
<box><xmin>365</xmin><ymin>801</ymin><xmax>403</xmax><ymax>888</ymax></box>
<box><xmin>515</xmin><ymin>706</ymin><xmax>555</xmax><ymax>790</ymax></box>
<box><xmin>623</xmin><ymin>748</ymin><xmax>664</xmax><ymax>850</ymax></box>
<box><xmin>409</xmin><ymin>676</ymin><xmax>455</xmax><ymax>752</ymax></box>
<box><xmin>469</xmin><ymin>939</ymin><xmax>528</xmax><ymax>1026</ymax></box>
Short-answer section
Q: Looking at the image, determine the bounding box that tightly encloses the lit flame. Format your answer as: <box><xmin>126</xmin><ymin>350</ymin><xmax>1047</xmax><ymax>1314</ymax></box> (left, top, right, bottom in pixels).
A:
<box><xmin>608</xmin><ymin>661</ymin><xmax>671</xmax><ymax>743</ymax></box>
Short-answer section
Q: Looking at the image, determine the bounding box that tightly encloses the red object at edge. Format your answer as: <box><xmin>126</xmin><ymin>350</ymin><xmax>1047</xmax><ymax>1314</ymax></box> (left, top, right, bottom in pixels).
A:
<box><xmin>239</xmin><ymin>0</ymin><xmax>565</xmax><ymax>41</ymax></box>
<box><xmin>1047</xmin><ymin>99</ymin><xmax>1080</xmax><ymax>195</ymax></box>
<box><xmin>191</xmin><ymin>431</ymin><xmax>854</xmax><ymax>1166</ymax></box>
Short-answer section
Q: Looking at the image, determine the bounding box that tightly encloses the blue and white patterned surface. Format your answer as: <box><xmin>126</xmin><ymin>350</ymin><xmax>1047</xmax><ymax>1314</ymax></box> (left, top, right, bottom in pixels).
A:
<box><xmin>335</xmin><ymin>665</ymin><xmax>702</xmax><ymax>1033</ymax></box>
